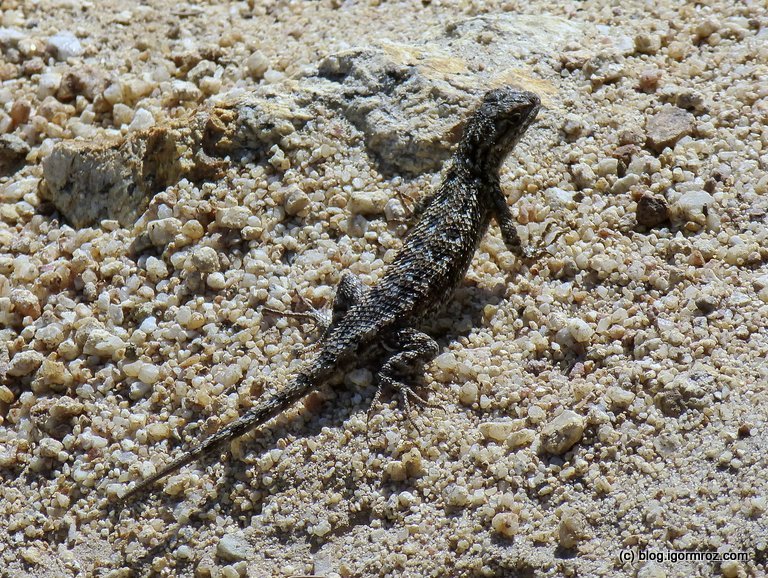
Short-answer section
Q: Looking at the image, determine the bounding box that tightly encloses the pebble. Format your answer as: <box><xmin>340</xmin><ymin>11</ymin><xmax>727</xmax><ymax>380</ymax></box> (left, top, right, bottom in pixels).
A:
<box><xmin>217</xmin><ymin>533</ymin><xmax>252</xmax><ymax>562</ymax></box>
<box><xmin>634</xmin><ymin>33</ymin><xmax>661</xmax><ymax>55</ymax></box>
<box><xmin>0</xmin><ymin>385</ymin><xmax>13</xmax><ymax>403</ymax></box>
<box><xmin>567</xmin><ymin>318</ymin><xmax>594</xmax><ymax>343</ymax></box>
<box><xmin>540</xmin><ymin>410</ymin><xmax>585</xmax><ymax>455</ymax></box>
<box><xmin>82</xmin><ymin>329</ymin><xmax>126</xmax><ymax>359</ymax></box>
<box><xmin>507</xmin><ymin>428</ymin><xmax>535</xmax><ymax>448</ymax></box>
<box><xmin>38</xmin><ymin>437</ymin><xmax>65</xmax><ymax>459</ymax></box>
<box><xmin>216</xmin><ymin>206</ymin><xmax>250</xmax><ymax>229</ymax></box>
<box><xmin>284</xmin><ymin>188</ymin><xmax>310</xmax><ymax>216</ymax></box>
<box><xmin>595</xmin><ymin>157</ymin><xmax>618</xmax><ymax>177</ymax></box>
<box><xmin>169</xmin><ymin>80</ymin><xmax>202</xmax><ymax>104</ymax></box>
<box><xmin>458</xmin><ymin>382</ymin><xmax>478</xmax><ymax>405</ymax></box>
<box><xmin>10</xmin><ymin>288</ymin><xmax>40</xmax><ymax>318</ymax></box>
<box><xmin>7</xmin><ymin>350</ymin><xmax>44</xmax><ymax>377</ymax></box>
<box><xmin>112</xmin><ymin>103</ymin><xmax>133</xmax><ymax>126</ymax></box>
<box><xmin>558</xmin><ymin>508</ymin><xmax>587</xmax><ymax>548</ymax></box>
<box><xmin>245</xmin><ymin>50</ymin><xmax>269</xmax><ymax>80</ymax></box>
<box><xmin>672</xmin><ymin>190</ymin><xmax>713</xmax><ymax>227</ymax></box>
<box><xmin>137</xmin><ymin>363</ymin><xmax>160</xmax><ymax>385</ymax></box>
<box><xmin>128</xmin><ymin>108</ymin><xmax>155</xmax><ymax>131</ymax></box>
<box><xmin>636</xmin><ymin>194</ymin><xmax>669</xmax><ymax>227</ymax></box>
<box><xmin>145</xmin><ymin>256</ymin><xmax>168</xmax><ymax>280</ymax></box>
<box><xmin>491</xmin><ymin>512</ymin><xmax>519</xmax><ymax>538</ymax></box>
<box><xmin>147</xmin><ymin>217</ymin><xmax>181</xmax><ymax>246</ymax></box>
<box><xmin>0</xmin><ymin>134</ymin><xmax>30</xmax><ymax>175</ymax></box>
<box><xmin>46</xmin><ymin>31</ymin><xmax>83</xmax><ymax>60</ymax></box>
<box><xmin>34</xmin><ymin>323</ymin><xmax>65</xmax><ymax>350</ymax></box>
<box><xmin>207</xmin><ymin>271</ymin><xmax>226</xmax><ymax>289</ymax></box>
<box><xmin>478</xmin><ymin>421</ymin><xmax>515</xmax><ymax>443</ymax></box>
<box><xmin>606</xmin><ymin>386</ymin><xmax>635</xmax><ymax>410</ymax></box>
<box><xmin>611</xmin><ymin>173</ymin><xmax>640</xmax><ymax>195</ymax></box>
<box><xmin>645</xmin><ymin>107</ymin><xmax>695</xmax><ymax>152</ymax></box>
<box><xmin>348</xmin><ymin>190</ymin><xmax>388</xmax><ymax>215</ymax></box>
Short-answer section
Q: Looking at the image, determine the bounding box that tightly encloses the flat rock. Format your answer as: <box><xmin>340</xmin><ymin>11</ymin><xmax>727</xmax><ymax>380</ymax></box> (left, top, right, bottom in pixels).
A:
<box><xmin>310</xmin><ymin>14</ymin><xmax>584</xmax><ymax>175</ymax></box>
<box><xmin>41</xmin><ymin>14</ymin><xmax>599</xmax><ymax>227</ymax></box>
<box><xmin>645</xmin><ymin>106</ymin><xmax>695</xmax><ymax>152</ymax></box>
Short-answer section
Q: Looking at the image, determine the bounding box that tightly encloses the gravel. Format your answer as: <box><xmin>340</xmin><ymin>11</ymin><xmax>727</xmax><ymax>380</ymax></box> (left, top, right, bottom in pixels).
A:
<box><xmin>1</xmin><ymin>1</ymin><xmax>767</xmax><ymax>577</ymax></box>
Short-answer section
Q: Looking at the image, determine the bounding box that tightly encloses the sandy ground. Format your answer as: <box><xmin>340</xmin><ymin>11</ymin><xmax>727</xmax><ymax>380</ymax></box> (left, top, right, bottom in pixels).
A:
<box><xmin>1</xmin><ymin>1</ymin><xmax>767</xmax><ymax>577</ymax></box>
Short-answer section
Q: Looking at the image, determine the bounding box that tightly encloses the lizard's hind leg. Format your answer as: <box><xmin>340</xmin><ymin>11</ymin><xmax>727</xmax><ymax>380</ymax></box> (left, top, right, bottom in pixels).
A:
<box><xmin>263</xmin><ymin>271</ymin><xmax>366</xmax><ymax>355</ymax></box>
<box><xmin>368</xmin><ymin>328</ymin><xmax>440</xmax><ymax>435</ymax></box>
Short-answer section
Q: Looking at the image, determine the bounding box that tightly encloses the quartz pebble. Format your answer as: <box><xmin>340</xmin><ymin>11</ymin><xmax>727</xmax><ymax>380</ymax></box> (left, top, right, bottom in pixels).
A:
<box><xmin>540</xmin><ymin>410</ymin><xmax>585</xmax><ymax>455</ymax></box>
<box><xmin>82</xmin><ymin>329</ymin><xmax>126</xmax><ymax>359</ymax></box>
<box><xmin>46</xmin><ymin>31</ymin><xmax>83</xmax><ymax>59</ymax></box>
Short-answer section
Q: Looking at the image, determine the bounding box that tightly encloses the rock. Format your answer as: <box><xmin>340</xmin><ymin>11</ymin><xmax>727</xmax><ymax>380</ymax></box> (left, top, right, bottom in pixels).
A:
<box><xmin>82</xmin><ymin>329</ymin><xmax>126</xmax><ymax>359</ymax></box>
<box><xmin>217</xmin><ymin>533</ymin><xmax>252</xmax><ymax>562</ymax></box>
<box><xmin>636</xmin><ymin>194</ymin><xmax>668</xmax><ymax>227</ymax></box>
<box><xmin>0</xmin><ymin>134</ymin><xmax>29</xmax><ymax>176</ymax></box>
<box><xmin>46</xmin><ymin>31</ymin><xmax>83</xmax><ymax>60</ymax></box>
<box><xmin>540</xmin><ymin>410</ymin><xmax>585</xmax><ymax>455</ymax></box>
<box><xmin>645</xmin><ymin>107</ymin><xmax>695</xmax><ymax>152</ymax></box>
<box><xmin>215</xmin><ymin>206</ymin><xmax>250</xmax><ymax>229</ymax></box>
<box><xmin>310</xmin><ymin>14</ymin><xmax>586</xmax><ymax>175</ymax></box>
<box><xmin>40</xmin><ymin>92</ymin><xmax>307</xmax><ymax>227</ymax></box>
<box><xmin>348</xmin><ymin>190</ymin><xmax>388</xmax><ymax>215</ymax></box>
<box><xmin>7</xmin><ymin>350</ymin><xmax>44</xmax><ymax>377</ymax></box>
<box><xmin>671</xmin><ymin>190</ymin><xmax>713</xmax><ymax>227</ymax></box>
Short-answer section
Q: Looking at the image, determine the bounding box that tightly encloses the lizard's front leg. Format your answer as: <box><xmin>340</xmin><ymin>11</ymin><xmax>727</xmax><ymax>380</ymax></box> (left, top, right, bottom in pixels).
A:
<box><xmin>369</xmin><ymin>327</ymin><xmax>440</xmax><ymax>433</ymax></box>
<box><xmin>489</xmin><ymin>185</ymin><xmax>534</xmax><ymax>259</ymax></box>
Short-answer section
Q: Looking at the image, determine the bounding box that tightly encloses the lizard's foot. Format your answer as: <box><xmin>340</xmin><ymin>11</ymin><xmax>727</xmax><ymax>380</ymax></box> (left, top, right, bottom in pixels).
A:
<box><xmin>367</xmin><ymin>376</ymin><xmax>441</xmax><ymax>438</ymax></box>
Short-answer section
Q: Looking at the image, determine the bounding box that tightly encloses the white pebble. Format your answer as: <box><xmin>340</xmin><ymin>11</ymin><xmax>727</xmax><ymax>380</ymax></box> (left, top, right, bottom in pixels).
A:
<box><xmin>47</xmin><ymin>31</ymin><xmax>83</xmax><ymax>59</ymax></box>
<box><xmin>129</xmin><ymin>108</ymin><xmax>155</xmax><ymax>131</ymax></box>
<box><xmin>137</xmin><ymin>363</ymin><xmax>160</xmax><ymax>385</ymax></box>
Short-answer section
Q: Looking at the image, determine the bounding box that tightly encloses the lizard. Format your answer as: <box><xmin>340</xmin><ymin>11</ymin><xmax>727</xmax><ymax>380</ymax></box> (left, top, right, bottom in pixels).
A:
<box><xmin>119</xmin><ymin>86</ymin><xmax>541</xmax><ymax>502</ymax></box>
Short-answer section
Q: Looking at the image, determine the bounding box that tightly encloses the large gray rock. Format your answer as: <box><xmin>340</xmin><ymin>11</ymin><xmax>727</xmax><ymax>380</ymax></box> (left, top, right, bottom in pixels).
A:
<box><xmin>41</xmin><ymin>93</ymin><xmax>312</xmax><ymax>227</ymax></box>
<box><xmin>309</xmin><ymin>15</ymin><xmax>587</xmax><ymax>175</ymax></box>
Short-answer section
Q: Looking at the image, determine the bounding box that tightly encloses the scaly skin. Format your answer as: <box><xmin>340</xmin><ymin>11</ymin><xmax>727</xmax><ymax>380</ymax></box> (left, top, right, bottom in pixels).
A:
<box><xmin>119</xmin><ymin>87</ymin><xmax>541</xmax><ymax>502</ymax></box>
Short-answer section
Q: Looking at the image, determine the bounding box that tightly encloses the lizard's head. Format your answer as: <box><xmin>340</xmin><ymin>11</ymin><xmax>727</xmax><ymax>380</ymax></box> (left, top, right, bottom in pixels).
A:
<box><xmin>457</xmin><ymin>88</ymin><xmax>541</xmax><ymax>174</ymax></box>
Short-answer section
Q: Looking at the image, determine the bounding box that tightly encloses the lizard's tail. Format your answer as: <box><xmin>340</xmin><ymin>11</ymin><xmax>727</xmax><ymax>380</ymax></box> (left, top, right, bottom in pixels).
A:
<box><xmin>119</xmin><ymin>373</ymin><xmax>313</xmax><ymax>502</ymax></box>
